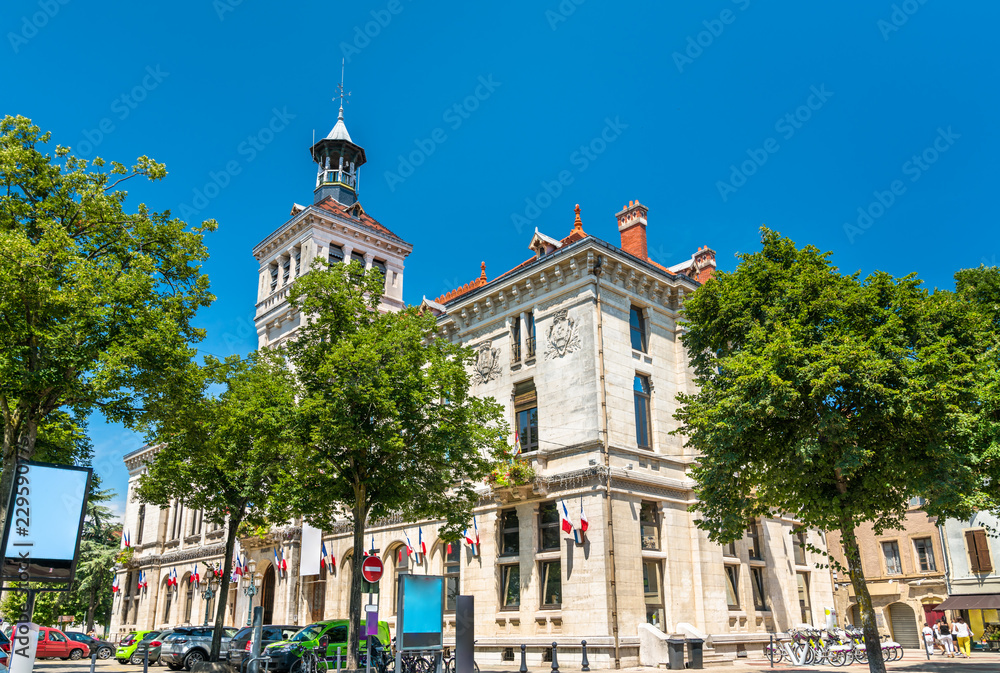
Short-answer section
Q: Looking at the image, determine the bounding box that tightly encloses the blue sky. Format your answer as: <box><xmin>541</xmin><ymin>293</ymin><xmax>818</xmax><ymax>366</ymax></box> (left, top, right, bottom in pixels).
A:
<box><xmin>3</xmin><ymin>0</ymin><xmax>998</xmax><ymax>517</ymax></box>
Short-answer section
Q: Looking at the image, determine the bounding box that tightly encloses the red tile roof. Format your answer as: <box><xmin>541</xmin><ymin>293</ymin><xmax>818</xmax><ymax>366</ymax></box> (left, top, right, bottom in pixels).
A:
<box><xmin>314</xmin><ymin>196</ymin><xmax>407</xmax><ymax>243</ymax></box>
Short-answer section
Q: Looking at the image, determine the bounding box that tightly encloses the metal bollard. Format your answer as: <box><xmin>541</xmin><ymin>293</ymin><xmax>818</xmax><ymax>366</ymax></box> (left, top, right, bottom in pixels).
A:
<box><xmin>551</xmin><ymin>642</ymin><xmax>559</xmax><ymax>672</ymax></box>
<box><xmin>769</xmin><ymin>635</ymin><xmax>773</xmax><ymax>669</ymax></box>
<box><xmin>90</xmin><ymin>650</ymin><xmax>98</xmax><ymax>673</ymax></box>
<box><xmin>520</xmin><ymin>644</ymin><xmax>528</xmax><ymax>673</ymax></box>
<box><xmin>337</xmin><ymin>646</ymin><xmax>342</xmax><ymax>672</ymax></box>
<box><xmin>143</xmin><ymin>645</ymin><xmax>149</xmax><ymax>673</ymax></box>
<box><xmin>581</xmin><ymin>640</ymin><xmax>589</xmax><ymax>672</ymax></box>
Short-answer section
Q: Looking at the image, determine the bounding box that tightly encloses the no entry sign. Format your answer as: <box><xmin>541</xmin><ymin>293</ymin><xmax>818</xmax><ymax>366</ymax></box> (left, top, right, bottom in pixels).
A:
<box><xmin>362</xmin><ymin>556</ymin><xmax>384</xmax><ymax>583</ymax></box>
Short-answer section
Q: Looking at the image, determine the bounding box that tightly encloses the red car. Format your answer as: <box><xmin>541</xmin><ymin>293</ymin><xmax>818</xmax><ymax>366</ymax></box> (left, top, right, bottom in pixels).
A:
<box><xmin>35</xmin><ymin>626</ymin><xmax>87</xmax><ymax>660</ymax></box>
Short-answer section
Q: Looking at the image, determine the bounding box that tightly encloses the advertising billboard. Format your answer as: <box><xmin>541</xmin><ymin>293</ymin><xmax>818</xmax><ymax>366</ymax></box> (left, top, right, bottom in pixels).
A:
<box><xmin>396</xmin><ymin>574</ymin><xmax>444</xmax><ymax>650</ymax></box>
<box><xmin>0</xmin><ymin>460</ymin><xmax>92</xmax><ymax>585</ymax></box>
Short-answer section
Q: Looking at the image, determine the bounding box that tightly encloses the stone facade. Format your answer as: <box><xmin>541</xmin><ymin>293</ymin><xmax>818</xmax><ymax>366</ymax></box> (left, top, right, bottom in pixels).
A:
<box><xmin>826</xmin><ymin>503</ymin><xmax>947</xmax><ymax>649</ymax></box>
<box><xmin>939</xmin><ymin>511</ymin><xmax>1000</xmax><ymax>641</ymax></box>
<box><xmin>108</xmin><ymin>107</ymin><xmax>836</xmax><ymax>666</ymax></box>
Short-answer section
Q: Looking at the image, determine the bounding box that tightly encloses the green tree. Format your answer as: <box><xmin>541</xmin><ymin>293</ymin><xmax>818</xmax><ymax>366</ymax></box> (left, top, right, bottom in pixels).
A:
<box><xmin>281</xmin><ymin>261</ymin><xmax>508</xmax><ymax>668</ymax></box>
<box><xmin>0</xmin><ymin>115</ymin><xmax>215</xmax><ymax>544</ymax></box>
<box><xmin>135</xmin><ymin>350</ymin><xmax>298</xmax><ymax>661</ymax></box>
<box><xmin>674</xmin><ymin>229</ymin><xmax>986</xmax><ymax>673</ymax></box>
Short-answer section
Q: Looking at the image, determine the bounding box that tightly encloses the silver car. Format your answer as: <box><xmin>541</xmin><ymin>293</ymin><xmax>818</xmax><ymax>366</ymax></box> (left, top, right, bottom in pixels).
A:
<box><xmin>160</xmin><ymin>626</ymin><xmax>237</xmax><ymax>671</ymax></box>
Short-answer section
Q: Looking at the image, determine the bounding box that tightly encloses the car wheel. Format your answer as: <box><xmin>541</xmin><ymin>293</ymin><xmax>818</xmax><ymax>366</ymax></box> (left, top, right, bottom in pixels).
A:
<box><xmin>68</xmin><ymin>648</ymin><xmax>85</xmax><ymax>660</ymax></box>
<box><xmin>98</xmin><ymin>646</ymin><xmax>113</xmax><ymax>659</ymax></box>
<box><xmin>289</xmin><ymin>661</ymin><xmax>303</xmax><ymax>673</ymax></box>
<box><xmin>184</xmin><ymin>650</ymin><xmax>206</xmax><ymax>671</ymax></box>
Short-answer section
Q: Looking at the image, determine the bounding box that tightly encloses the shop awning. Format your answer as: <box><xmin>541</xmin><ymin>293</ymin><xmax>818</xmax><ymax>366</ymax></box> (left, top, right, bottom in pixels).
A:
<box><xmin>936</xmin><ymin>594</ymin><xmax>1000</xmax><ymax>610</ymax></box>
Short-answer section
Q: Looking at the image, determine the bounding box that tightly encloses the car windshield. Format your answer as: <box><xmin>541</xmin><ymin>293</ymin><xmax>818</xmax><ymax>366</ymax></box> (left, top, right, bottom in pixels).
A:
<box><xmin>233</xmin><ymin>627</ymin><xmax>253</xmax><ymax>640</ymax></box>
<box><xmin>290</xmin><ymin>624</ymin><xmax>325</xmax><ymax>642</ymax></box>
<box><xmin>141</xmin><ymin>632</ymin><xmax>160</xmax><ymax>642</ymax></box>
<box><xmin>121</xmin><ymin>632</ymin><xmax>137</xmax><ymax>645</ymax></box>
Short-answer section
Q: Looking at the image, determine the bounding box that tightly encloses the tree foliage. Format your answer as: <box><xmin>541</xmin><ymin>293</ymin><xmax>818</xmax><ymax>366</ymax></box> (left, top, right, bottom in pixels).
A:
<box><xmin>135</xmin><ymin>350</ymin><xmax>297</xmax><ymax>660</ymax></box>
<box><xmin>0</xmin><ymin>115</ymin><xmax>215</xmax><ymax>545</ymax></box>
<box><xmin>674</xmin><ymin>229</ymin><xmax>989</xmax><ymax>673</ymax></box>
<box><xmin>280</xmin><ymin>260</ymin><xmax>509</xmax><ymax>667</ymax></box>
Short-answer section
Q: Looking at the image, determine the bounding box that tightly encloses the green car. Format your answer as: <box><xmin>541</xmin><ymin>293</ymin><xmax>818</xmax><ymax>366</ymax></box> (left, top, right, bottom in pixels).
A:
<box><xmin>115</xmin><ymin>630</ymin><xmax>159</xmax><ymax>664</ymax></box>
<box><xmin>264</xmin><ymin>619</ymin><xmax>391</xmax><ymax>673</ymax></box>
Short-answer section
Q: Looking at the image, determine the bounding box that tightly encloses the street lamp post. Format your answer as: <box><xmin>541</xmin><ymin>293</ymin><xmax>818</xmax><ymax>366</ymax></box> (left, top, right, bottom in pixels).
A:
<box><xmin>242</xmin><ymin>562</ymin><xmax>260</xmax><ymax>626</ymax></box>
<box><xmin>202</xmin><ymin>569</ymin><xmax>221</xmax><ymax>627</ymax></box>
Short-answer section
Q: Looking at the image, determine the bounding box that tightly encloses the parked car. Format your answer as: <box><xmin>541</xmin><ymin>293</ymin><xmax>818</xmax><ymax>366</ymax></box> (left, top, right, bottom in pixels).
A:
<box><xmin>132</xmin><ymin>628</ymin><xmax>176</xmax><ymax>666</ymax></box>
<box><xmin>65</xmin><ymin>631</ymin><xmax>116</xmax><ymax>659</ymax></box>
<box><xmin>117</xmin><ymin>630</ymin><xmax>159</xmax><ymax>664</ymax></box>
<box><xmin>36</xmin><ymin>626</ymin><xmax>88</xmax><ymax>660</ymax></box>
<box><xmin>264</xmin><ymin>620</ymin><xmax>390</xmax><ymax>673</ymax></box>
<box><xmin>160</xmin><ymin>626</ymin><xmax>237</xmax><ymax>671</ymax></box>
<box><xmin>227</xmin><ymin>625</ymin><xmax>299</xmax><ymax>672</ymax></box>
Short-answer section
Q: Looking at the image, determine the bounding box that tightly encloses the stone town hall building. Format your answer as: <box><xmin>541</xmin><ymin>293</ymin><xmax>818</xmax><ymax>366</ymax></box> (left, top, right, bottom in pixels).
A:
<box><xmin>109</xmin><ymin>102</ymin><xmax>834</xmax><ymax>666</ymax></box>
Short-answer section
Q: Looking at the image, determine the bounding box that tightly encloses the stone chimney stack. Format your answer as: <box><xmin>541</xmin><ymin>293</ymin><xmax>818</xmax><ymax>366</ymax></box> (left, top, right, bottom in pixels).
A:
<box><xmin>616</xmin><ymin>200</ymin><xmax>649</xmax><ymax>260</ymax></box>
<box><xmin>691</xmin><ymin>245</ymin><xmax>717</xmax><ymax>283</ymax></box>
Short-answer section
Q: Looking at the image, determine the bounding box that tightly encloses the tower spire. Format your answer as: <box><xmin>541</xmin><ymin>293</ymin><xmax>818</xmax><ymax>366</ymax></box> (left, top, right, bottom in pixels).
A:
<box><xmin>310</xmin><ymin>62</ymin><xmax>366</xmax><ymax>206</ymax></box>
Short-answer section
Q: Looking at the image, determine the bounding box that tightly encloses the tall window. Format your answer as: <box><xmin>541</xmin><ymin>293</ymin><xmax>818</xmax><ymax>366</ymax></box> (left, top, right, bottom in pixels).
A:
<box><xmin>525</xmin><ymin>312</ymin><xmax>536</xmax><ymax>358</ymax></box>
<box><xmin>882</xmin><ymin>541</ymin><xmax>902</xmax><ymax>575</ymax></box>
<box><xmin>724</xmin><ymin>541</ymin><xmax>737</xmax><ymax>558</ymax></box>
<box><xmin>162</xmin><ymin>582</ymin><xmax>173</xmax><ymax>622</ymax></box>
<box><xmin>328</xmin><ymin>245</ymin><xmax>344</xmax><ymax>266</ymax></box>
<box><xmin>444</xmin><ymin>544</ymin><xmax>460</xmax><ymax>613</ymax></box>
<box><xmin>751</xmin><ymin>568</ymin><xmax>768</xmax><ymax>611</ymax></box>
<box><xmin>634</xmin><ymin>375</ymin><xmax>652</xmax><ymax>449</ymax></box>
<box><xmin>136</xmin><ymin>505</ymin><xmax>145</xmax><ymax>545</ymax></box>
<box><xmin>269</xmin><ymin>265</ymin><xmax>278</xmax><ymax>292</ymax></box>
<box><xmin>643</xmin><ymin>561</ymin><xmax>664</xmax><ymax>627</ymax></box>
<box><xmin>310</xmin><ymin>564</ymin><xmax>327</xmax><ymax>621</ymax></box>
<box><xmin>351</xmin><ymin>251</ymin><xmax>366</xmax><ymax>268</ymax></box>
<box><xmin>500</xmin><ymin>564</ymin><xmax>520</xmax><ymax>610</ymax></box>
<box><xmin>640</xmin><ymin>501</ymin><xmax>660</xmax><ymax>550</ymax></box>
<box><xmin>184</xmin><ymin>583</ymin><xmax>194</xmax><ymax>623</ymax></box>
<box><xmin>724</xmin><ymin>566</ymin><xmax>740</xmax><ymax>609</ymax></box>
<box><xmin>913</xmin><ymin>538</ymin><xmax>936</xmax><ymax>572</ymax></box>
<box><xmin>514</xmin><ymin>380</ymin><xmax>538</xmax><ymax>453</ymax></box>
<box><xmin>500</xmin><ymin>509</ymin><xmax>519</xmax><ymax>556</ymax></box>
<box><xmin>538</xmin><ymin>503</ymin><xmax>560</xmax><ymax>551</ymax></box>
<box><xmin>966</xmin><ymin>529</ymin><xmax>993</xmax><ymax>573</ymax></box>
<box><xmin>540</xmin><ymin>560</ymin><xmax>561</xmax><ymax>608</ymax></box>
<box><xmin>793</xmin><ymin>530</ymin><xmax>807</xmax><ymax>565</ymax></box>
<box><xmin>170</xmin><ymin>501</ymin><xmax>184</xmax><ymax>541</ymax></box>
<box><xmin>746</xmin><ymin>520</ymin><xmax>763</xmax><ymax>560</ymax></box>
<box><xmin>121</xmin><ymin>572</ymin><xmax>133</xmax><ymax>620</ymax></box>
<box><xmin>630</xmin><ymin>305</ymin><xmax>647</xmax><ymax>352</ymax></box>
<box><xmin>796</xmin><ymin>573</ymin><xmax>811</xmax><ymax>624</ymax></box>
<box><xmin>510</xmin><ymin>318</ymin><xmax>521</xmax><ymax>363</ymax></box>
<box><xmin>282</xmin><ymin>257</ymin><xmax>291</xmax><ymax>284</ymax></box>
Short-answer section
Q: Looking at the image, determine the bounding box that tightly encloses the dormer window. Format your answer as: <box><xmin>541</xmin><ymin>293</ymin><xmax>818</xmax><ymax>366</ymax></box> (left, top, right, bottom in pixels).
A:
<box><xmin>328</xmin><ymin>245</ymin><xmax>344</xmax><ymax>266</ymax></box>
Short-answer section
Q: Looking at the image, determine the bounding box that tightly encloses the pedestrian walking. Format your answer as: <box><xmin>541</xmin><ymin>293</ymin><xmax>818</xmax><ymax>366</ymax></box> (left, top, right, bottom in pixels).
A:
<box><xmin>938</xmin><ymin>619</ymin><xmax>955</xmax><ymax>657</ymax></box>
<box><xmin>953</xmin><ymin>618</ymin><xmax>972</xmax><ymax>658</ymax></box>
<box><xmin>922</xmin><ymin>622</ymin><xmax>935</xmax><ymax>656</ymax></box>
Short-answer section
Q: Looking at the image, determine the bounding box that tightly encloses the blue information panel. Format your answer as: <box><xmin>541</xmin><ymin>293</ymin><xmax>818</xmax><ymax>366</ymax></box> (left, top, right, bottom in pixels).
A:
<box><xmin>397</xmin><ymin>575</ymin><xmax>444</xmax><ymax>650</ymax></box>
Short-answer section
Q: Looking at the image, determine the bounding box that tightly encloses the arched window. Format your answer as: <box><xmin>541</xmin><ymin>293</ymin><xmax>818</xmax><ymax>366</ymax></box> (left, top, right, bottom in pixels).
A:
<box><xmin>183</xmin><ymin>579</ymin><xmax>194</xmax><ymax>623</ymax></box>
<box><xmin>162</xmin><ymin>578</ymin><xmax>173</xmax><ymax>622</ymax></box>
<box><xmin>443</xmin><ymin>542</ymin><xmax>460</xmax><ymax>613</ymax></box>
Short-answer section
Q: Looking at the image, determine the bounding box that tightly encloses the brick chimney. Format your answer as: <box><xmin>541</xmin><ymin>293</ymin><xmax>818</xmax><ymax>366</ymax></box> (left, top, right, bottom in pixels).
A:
<box><xmin>616</xmin><ymin>200</ymin><xmax>648</xmax><ymax>261</ymax></box>
<box><xmin>691</xmin><ymin>245</ymin><xmax>717</xmax><ymax>283</ymax></box>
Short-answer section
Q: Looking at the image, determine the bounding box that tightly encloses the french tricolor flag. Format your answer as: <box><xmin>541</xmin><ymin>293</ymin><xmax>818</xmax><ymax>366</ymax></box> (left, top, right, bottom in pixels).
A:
<box><xmin>124</xmin><ymin>530</ymin><xmax>130</xmax><ymax>548</ymax></box>
<box><xmin>191</xmin><ymin>565</ymin><xmax>200</xmax><ymax>587</ymax></box>
<box><xmin>561</xmin><ymin>501</ymin><xmax>580</xmax><ymax>543</ymax></box>
<box><xmin>112</xmin><ymin>575</ymin><xmax>120</xmax><ymax>594</ymax></box>
<box><xmin>279</xmin><ymin>550</ymin><xmax>288</xmax><ymax>576</ymax></box>
<box><xmin>464</xmin><ymin>516</ymin><xmax>481</xmax><ymax>556</ymax></box>
<box><xmin>273</xmin><ymin>548</ymin><xmax>282</xmax><ymax>577</ymax></box>
<box><xmin>419</xmin><ymin>528</ymin><xmax>427</xmax><ymax>563</ymax></box>
<box><xmin>405</xmin><ymin>532</ymin><xmax>414</xmax><ymax>559</ymax></box>
<box><xmin>580</xmin><ymin>500</ymin><xmax>589</xmax><ymax>539</ymax></box>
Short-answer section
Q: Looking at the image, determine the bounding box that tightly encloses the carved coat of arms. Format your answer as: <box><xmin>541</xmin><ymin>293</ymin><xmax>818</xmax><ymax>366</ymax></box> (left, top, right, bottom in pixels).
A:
<box><xmin>472</xmin><ymin>342</ymin><xmax>502</xmax><ymax>384</ymax></box>
<box><xmin>544</xmin><ymin>309</ymin><xmax>581</xmax><ymax>359</ymax></box>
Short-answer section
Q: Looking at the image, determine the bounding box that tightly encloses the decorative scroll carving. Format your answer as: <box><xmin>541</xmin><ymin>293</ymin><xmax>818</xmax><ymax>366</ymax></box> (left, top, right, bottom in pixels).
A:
<box><xmin>472</xmin><ymin>342</ymin><xmax>502</xmax><ymax>384</ymax></box>
<box><xmin>544</xmin><ymin>309</ymin><xmax>581</xmax><ymax>359</ymax></box>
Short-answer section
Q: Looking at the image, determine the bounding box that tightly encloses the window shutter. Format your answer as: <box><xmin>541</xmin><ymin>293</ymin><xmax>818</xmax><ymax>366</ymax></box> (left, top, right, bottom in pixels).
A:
<box><xmin>967</xmin><ymin>530</ymin><xmax>981</xmax><ymax>572</ymax></box>
<box><xmin>974</xmin><ymin>529</ymin><xmax>993</xmax><ymax>573</ymax></box>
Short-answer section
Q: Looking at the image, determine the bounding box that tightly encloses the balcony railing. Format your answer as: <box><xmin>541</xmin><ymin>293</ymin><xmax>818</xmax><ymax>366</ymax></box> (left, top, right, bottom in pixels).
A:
<box><xmin>525</xmin><ymin>336</ymin><xmax>536</xmax><ymax>358</ymax></box>
<box><xmin>511</xmin><ymin>340</ymin><xmax>521</xmax><ymax>363</ymax></box>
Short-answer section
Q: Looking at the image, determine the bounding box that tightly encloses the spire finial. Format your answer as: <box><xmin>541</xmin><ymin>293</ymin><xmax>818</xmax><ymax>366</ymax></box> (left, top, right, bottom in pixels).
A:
<box><xmin>573</xmin><ymin>204</ymin><xmax>583</xmax><ymax>231</ymax></box>
<box><xmin>335</xmin><ymin>58</ymin><xmax>350</xmax><ymax>118</ymax></box>
<box><xmin>480</xmin><ymin>261</ymin><xmax>487</xmax><ymax>280</ymax></box>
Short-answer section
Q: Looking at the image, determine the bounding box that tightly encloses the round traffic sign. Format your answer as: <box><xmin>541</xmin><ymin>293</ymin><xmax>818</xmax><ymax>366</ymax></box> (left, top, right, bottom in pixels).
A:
<box><xmin>361</xmin><ymin>556</ymin><xmax>384</xmax><ymax>583</ymax></box>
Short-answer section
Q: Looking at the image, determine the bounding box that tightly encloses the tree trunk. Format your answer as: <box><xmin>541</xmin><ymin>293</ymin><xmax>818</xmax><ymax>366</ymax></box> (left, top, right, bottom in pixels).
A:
<box><xmin>210</xmin><ymin>513</ymin><xmax>241</xmax><ymax>662</ymax></box>
<box><xmin>348</xmin><ymin>504</ymin><xmax>367</xmax><ymax>671</ymax></box>
<box><xmin>86</xmin><ymin>580</ymin><xmax>97</xmax><ymax>632</ymax></box>
<box><xmin>839</xmin><ymin>514</ymin><xmax>886</xmax><ymax>673</ymax></box>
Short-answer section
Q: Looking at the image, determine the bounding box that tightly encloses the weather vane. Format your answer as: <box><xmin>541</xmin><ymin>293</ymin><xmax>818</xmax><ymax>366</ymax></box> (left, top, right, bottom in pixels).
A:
<box><xmin>335</xmin><ymin>58</ymin><xmax>350</xmax><ymax>109</ymax></box>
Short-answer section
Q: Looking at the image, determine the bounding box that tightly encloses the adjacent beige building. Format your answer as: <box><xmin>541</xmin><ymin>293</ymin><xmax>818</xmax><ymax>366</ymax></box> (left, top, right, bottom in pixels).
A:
<box><xmin>109</xmin><ymin>105</ymin><xmax>835</xmax><ymax>667</ymax></box>
<box><xmin>827</xmin><ymin>501</ymin><xmax>947</xmax><ymax>649</ymax></box>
